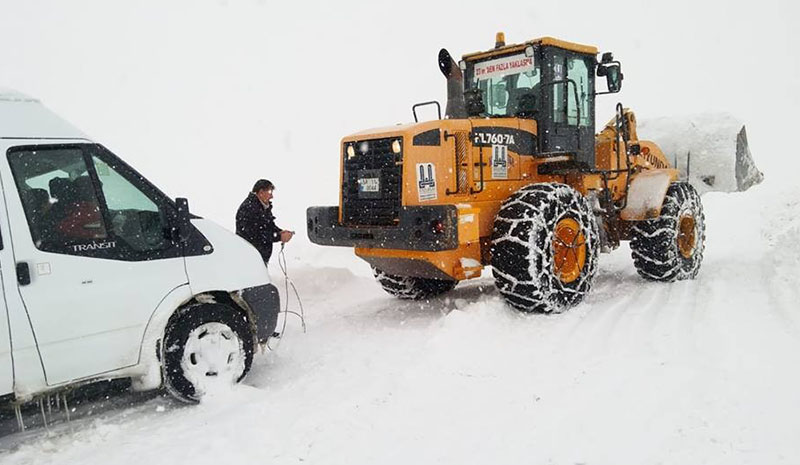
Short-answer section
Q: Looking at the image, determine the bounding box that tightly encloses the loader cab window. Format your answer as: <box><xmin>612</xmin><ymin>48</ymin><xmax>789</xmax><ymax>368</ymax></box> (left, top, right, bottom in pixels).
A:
<box><xmin>465</xmin><ymin>51</ymin><xmax>542</xmax><ymax>118</ymax></box>
<box><xmin>548</xmin><ymin>51</ymin><xmax>592</xmax><ymax>127</ymax></box>
<box><xmin>537</xmin><ymin>47</ymin><xmax>596</xmax><ymax>165</ymax></box>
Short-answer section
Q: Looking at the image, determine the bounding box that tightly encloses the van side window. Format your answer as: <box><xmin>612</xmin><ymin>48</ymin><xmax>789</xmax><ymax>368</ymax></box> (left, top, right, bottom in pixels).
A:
<box><xmin>90</xmin><ymin>155</ymin><xmax>168</xmax><ymax>252</ymax></box>
<box><xmin>8</xmin><ymin>148</ymin><xmax>108</xmax><ymax>250</ymax></box>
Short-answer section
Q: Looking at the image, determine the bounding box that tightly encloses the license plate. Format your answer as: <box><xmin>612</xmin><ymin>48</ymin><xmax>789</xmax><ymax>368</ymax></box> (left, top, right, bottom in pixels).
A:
<box><xmin>358</xmin><ymin>178</ymin><xmax>380</xmax><ymax>192</ymax></box>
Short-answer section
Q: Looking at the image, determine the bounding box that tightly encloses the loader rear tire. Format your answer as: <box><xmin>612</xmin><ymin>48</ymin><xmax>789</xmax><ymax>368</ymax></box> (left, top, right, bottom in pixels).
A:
<box><xmin>491</xmin><ymin>183</ymin><xmax>600</xmax><ymax>313</ymax></box>
<box><xmin>630</xmin><ymin>182</ymin><xmax>705</xmax><ymax>281</ymax></box>
<box><xmin>373</xmin><ymin>268</ymin><xmax>457</xmax><ymax>300</ymax></box>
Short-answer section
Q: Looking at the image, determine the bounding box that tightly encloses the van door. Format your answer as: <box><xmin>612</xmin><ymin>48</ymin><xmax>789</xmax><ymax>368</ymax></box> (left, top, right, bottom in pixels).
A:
<box><xmin>0</xmin><ymin>241</ymin><xmax>13</xmax><ymax>395</ymax></box>
<box><xmin>3</xmin><ymin>143</ymin><xmax>188</xmax><ymax>385</ymax></box>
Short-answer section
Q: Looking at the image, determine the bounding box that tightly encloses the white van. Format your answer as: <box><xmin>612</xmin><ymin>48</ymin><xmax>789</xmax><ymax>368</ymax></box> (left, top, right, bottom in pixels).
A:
<box><xmin>0</xmin><ymin>88</ymin><xmax>279</xmax><ymax>407</ymax></box>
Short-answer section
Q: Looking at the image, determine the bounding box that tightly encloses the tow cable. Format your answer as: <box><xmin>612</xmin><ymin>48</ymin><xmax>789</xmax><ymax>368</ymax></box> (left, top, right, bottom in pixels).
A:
<box><xmin>267</xmin><ymin>242</ymin><xmax>306</xmax><ymax>351</ymax></box>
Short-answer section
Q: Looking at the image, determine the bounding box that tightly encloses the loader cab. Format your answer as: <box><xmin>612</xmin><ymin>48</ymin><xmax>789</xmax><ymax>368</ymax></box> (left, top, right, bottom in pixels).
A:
<box><xmin>463</xmin><ymin>37</ymin><xmax>608</xmax><ymax>169</ymax></box>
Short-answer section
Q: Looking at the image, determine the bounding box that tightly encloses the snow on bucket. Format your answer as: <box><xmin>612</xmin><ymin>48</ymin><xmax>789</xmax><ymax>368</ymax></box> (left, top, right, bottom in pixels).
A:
<box><xmin>638</xmin><ymin>114</ymin><xmax>764</xmax><ymax>195</ymax></box>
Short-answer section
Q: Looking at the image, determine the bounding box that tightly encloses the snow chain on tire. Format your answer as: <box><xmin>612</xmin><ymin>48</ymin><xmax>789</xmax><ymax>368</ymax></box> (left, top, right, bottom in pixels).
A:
<box><xmin>630</xmin><ymin>182</ymin><xmax>705</xmax><ymax>281</ymax></box>
<box><xmin>491</xmin><ymin>183</ymin><xmax>600</xmax><ymax>313</ymax></box>
<box><xmin>373</xmin><ymin>268</ymin><xmax>457</xmax><ymax>300</ymax></box>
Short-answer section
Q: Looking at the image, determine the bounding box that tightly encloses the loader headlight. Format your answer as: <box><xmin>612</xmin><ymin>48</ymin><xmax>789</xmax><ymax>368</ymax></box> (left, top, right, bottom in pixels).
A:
<box><xmin>392</xmin><ymin>139</ymin><xmax>401</xmax><ymax>154</ymax></box>
<box><xmin>346</xmin><ymin>144</ymin><xmax>355</xmax><ymax>159</ymax></box>
<box><xmin>359</xmin><ymin>141</ymin><xmax>369</xmax><ymax>154</ymax></box>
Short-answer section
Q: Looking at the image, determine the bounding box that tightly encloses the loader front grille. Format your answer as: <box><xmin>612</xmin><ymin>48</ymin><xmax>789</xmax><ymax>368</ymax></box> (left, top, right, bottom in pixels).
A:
<box><xmin>341</xmin><ymin>137</ymin><xmax>402</xmax><ymax>226</ymax></box>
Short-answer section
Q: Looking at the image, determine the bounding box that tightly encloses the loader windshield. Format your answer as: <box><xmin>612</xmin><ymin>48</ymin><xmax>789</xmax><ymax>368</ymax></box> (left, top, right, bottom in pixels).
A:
<box><xmin>465</xmin><ymin>52</ymin><xmax>541</xmax><ymax>117</ymax></box>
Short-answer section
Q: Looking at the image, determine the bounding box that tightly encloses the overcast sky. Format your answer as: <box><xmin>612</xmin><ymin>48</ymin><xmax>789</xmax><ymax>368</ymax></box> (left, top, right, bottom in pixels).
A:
<box><xmin>0</xmin><ymin>0</ymin><xmax>796</xmax><ymax>239</ymax></box>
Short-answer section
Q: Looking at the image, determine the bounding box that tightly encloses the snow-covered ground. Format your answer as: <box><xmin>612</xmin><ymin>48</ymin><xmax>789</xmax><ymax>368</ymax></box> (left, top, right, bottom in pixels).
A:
<box><xmin>1</xmin><ymin>1</ymin><xmax>798</xmax><ymax>463</ymax></box>
<box><xmin>1</xmin><ymin>181</ymin><xmax>798</xmax><ymax>465</ymax></box>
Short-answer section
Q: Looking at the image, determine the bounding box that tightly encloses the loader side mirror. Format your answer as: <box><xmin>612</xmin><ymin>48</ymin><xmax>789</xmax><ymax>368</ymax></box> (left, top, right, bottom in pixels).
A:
<box><xmin>600</xmin><ymin>63</ymin><xmax>623</xmax><ymax>93</ymax></box>
<box><xmin>175</xmin><ymin>197</ymin><xmax>192</xmax><ymax>243</ymax></box>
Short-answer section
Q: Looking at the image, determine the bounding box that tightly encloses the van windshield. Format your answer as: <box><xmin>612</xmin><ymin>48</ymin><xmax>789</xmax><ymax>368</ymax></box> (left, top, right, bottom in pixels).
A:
<box><xmin>465</xmin><ymin>52</ymin><xmax>541</xmax><ymax>117</ymax></box>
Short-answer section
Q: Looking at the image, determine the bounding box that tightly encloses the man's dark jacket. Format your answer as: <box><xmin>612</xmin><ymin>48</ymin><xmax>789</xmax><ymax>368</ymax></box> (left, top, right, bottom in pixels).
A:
<box><xmin>236</xmin><ymin>193</ymin><xmax>282</xmax><ymax>263</ymax></box>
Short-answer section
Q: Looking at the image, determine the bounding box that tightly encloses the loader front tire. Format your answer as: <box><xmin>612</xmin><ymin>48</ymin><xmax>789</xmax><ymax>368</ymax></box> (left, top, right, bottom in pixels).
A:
<box><xmin>373</xmin><ymin>268</ymin><xmax>457</xmax><ymax>300</ymax></box>
<box><xmin>630</xmin><ymin>182</ymin><xmax>705</xmax><ymax>281</ymax></box>
<box><xmin>491</xmin><ymin>183</ymin><xmax>600</xmax><ymax>313</ymax></box>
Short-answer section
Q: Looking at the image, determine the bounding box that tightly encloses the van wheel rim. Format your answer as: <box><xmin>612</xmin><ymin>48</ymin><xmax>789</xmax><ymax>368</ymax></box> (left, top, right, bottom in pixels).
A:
<box><xmin>678</xmin><ymin>214</ymin><xmax>697</xmax><ymax>259</ymax></box>
<box><xmin>552</xmin><ymin>218</ymin><xmax>586</xmax><ymax>284</ymax></box>
<box><xmin>181</xmin><ymin>322</ymin><xmax>245</xmax><ymax>394</ymax></box>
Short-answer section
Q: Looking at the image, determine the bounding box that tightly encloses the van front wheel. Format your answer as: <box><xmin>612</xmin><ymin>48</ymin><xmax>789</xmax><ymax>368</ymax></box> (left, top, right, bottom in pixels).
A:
<box><xmin>162</xmin><ymin>303</ymin><xmax>254</xmax><ymax>403</ymax></box>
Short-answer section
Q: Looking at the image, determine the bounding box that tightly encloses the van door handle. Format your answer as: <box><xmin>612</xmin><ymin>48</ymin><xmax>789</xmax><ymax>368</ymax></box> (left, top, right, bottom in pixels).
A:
<box><xmin>16</xmin><ymin>262</ymin><xmax>31</xmax><ymax>286</ymax></box>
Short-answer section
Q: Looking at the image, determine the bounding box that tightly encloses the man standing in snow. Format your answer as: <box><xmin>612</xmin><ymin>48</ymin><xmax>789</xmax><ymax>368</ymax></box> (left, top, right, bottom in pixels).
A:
<box><xmin>236</xmin><ymin>179</ymin><xmax>294</xmax><ymax>266</ymax></box>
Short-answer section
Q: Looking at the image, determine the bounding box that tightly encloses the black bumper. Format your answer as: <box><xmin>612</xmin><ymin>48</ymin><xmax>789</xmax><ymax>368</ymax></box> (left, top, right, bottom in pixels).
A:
<box><xmin>239</xmin><ymin>284</ymin><xmax>280</xmax><ymax>343</ymax></box>
<box><xmin>306</xmin><ymin>205</ymin><xmax>459</xmax><ymax>252</ymax></box>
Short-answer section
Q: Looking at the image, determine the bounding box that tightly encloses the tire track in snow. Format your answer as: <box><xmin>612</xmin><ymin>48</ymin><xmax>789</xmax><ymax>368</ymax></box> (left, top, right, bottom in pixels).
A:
<box><xmin>759</xmin><ymin>261</ymin><xmax>800</xmax><ymax>339</ymax></box>
<box><xmin>649</xmin><ymin>277</ymin><xmax>703</xmax><ymax>358</ymax></box>
<box><xmin>618</xmin><ymin>282</ymin><xmax>669</xmax><ymax>355</ymax></box>
<box><xmin>554</xmin><ymin>267</ymin><xmax>646</xmax><ymax>357</ymax></box>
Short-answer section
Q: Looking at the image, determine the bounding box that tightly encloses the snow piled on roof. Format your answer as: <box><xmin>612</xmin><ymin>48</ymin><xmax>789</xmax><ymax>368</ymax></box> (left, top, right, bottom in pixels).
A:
<box><xmin>0</xmin><ymin>87</ymin><xmax>87</xmax><ymax>140</ymax></box>
<box><xmin>0</xmin><ymin>87</ymin><xmax>38</xmax><ymax>103</ymax></box>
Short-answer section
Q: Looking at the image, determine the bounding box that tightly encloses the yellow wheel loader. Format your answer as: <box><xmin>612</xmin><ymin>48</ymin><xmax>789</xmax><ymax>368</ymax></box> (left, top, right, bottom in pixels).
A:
<box><xmin>307</xmin><ymin>33</ymin><xmax>708</xmax><ymax>313</ymax></box>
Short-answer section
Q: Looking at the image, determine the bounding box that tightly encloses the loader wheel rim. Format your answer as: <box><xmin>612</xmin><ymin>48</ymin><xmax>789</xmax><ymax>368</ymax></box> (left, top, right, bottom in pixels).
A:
<box><xmin>678</xmin><ymin>214</ymin><xmax>697</xmax><ymax>259</ymax></box>
<box><xmin>553</xmin><ymin>218</ymin><xmax>586</xmax><ymax>284</ymax></box>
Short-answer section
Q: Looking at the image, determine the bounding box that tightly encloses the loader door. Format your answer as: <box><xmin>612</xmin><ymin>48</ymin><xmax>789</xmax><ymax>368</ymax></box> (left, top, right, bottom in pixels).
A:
<box><xmin>540</xmin><ymin>48</ymin><xmax>595</xmax><ymax>167</ymax></box>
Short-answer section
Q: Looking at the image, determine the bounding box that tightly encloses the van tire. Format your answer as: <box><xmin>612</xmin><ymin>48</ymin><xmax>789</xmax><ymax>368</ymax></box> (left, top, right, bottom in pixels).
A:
<box><xmin>162</xmin><ymin>303</ymin><xmax>254</xmax><ymax>403</ymax></box>
<box><xmin>373</xmin><ymin>268</ymin><xmax>457</xmax><ymax>300</ymax></box>
<box><xmin>490</xmin><ymin>183</ymin><xmax>600</xmax><ymax>313</ymax></box>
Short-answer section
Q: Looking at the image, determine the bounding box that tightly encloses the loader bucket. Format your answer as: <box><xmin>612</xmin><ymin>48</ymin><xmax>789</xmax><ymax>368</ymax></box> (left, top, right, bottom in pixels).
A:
<box><xmin>735</xmin><ymin>126</ymin><xmax>763</xmax><ymax>191</ymax></box>
<box><xmin>637</xmin><ymin>114</ymin><xmax>763</xmax><ymax>194</ymax></box>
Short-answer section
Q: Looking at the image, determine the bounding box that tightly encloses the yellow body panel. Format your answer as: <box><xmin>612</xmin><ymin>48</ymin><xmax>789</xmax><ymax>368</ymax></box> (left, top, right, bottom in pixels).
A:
<box><xmin>336</xmin><ymin>38</ymin><xmax>674</xmax><ymax>283</ymax></box>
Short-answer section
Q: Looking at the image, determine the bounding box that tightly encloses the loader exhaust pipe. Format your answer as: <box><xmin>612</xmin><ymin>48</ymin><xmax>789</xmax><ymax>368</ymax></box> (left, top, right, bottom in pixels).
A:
<box><xmin>438</xmin><ymin>48</ymin><xmax>467</xmax><ymax>119</ymax></box>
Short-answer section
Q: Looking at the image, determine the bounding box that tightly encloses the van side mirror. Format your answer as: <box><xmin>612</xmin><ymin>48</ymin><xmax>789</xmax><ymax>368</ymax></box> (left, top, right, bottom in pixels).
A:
<box><xmin>176</xmin><ymin>197</ymin><xmax>192</xmax><ymax>243</ymax></box>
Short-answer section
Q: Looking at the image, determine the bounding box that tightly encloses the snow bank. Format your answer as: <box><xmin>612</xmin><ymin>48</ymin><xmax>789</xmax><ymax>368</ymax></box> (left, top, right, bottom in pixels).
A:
<box><xmin>638</xmin><ymin>114</ymin><xmax>764</xmax><ymax>195</ymax></box>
